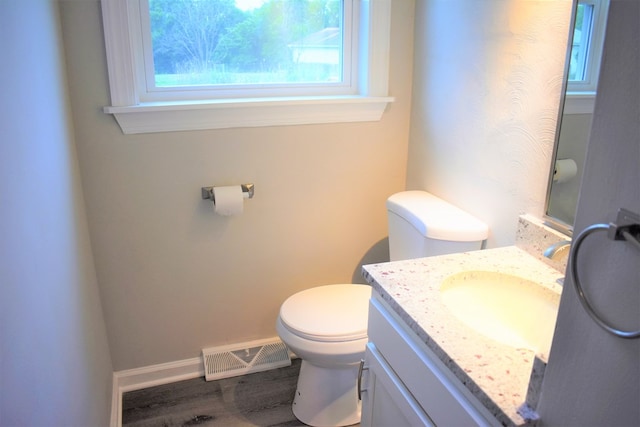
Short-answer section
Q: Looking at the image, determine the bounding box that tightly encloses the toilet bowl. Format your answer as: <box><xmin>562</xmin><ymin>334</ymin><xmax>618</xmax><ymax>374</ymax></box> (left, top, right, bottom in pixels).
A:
<box><xmin>276</xmin><ymin>191</ymin><xmax>489</xmax><ymax>427</ymax></box>
<box><xmin>276</xmin><ymin>284</ymin><xmax>371</xmax><ymax>427</ymax></box>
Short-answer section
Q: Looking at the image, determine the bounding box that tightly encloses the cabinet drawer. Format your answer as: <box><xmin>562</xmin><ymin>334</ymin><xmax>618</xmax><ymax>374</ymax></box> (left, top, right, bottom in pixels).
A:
<box><xmin>368</xmin><ymin>296</ymin><xmax>500</xmax><ymax>427</ymax></box>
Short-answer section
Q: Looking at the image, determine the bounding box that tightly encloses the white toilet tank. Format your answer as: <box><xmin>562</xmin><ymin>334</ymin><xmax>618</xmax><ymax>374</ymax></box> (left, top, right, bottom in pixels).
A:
<box><xmin>386</xmin><ymin>191</ymin><xmax>489</xmax><ymax>261</ymax></box>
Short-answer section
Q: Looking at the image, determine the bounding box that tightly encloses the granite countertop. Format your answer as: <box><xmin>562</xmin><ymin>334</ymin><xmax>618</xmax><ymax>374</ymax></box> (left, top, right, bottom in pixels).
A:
<box><xmin>362</xmin><ymin>246</ymin><xmax>564</xmax><ymax>427</ymax></box>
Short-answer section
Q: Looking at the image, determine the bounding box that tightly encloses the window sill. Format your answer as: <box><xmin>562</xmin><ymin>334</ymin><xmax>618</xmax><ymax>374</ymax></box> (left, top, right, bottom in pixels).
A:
<box><xmin>104</xmin><ymin>95</ymin><xmax>395</xmax><ymax>134</ymax></box>
<box><xmin>563</xmin><ymin>92</ymin><xmax>596</xmax><ymax>115</ymax></box>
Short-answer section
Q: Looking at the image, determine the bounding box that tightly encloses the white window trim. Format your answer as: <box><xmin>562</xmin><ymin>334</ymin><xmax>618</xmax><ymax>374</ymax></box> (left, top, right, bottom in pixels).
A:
<box><xmin>563</xmin><ymin>91</ymin><xmax>596</xmax><ymax>115</ymax></box>
<box><xmin>101</xmin><ymin>0</ymin><xmax>394</xmax><ymax>134</ymax></box>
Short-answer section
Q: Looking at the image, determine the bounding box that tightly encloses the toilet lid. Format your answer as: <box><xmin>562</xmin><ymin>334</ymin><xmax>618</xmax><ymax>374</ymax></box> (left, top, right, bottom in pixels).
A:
<box><xmin>279</xmin><ymin>284</ymin><xmax>372</xmax><ymax>342</ymax></box>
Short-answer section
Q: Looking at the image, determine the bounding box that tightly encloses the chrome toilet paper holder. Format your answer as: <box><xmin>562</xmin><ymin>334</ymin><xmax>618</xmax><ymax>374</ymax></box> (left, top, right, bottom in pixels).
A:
<box><xmin>201</xmin><ymin>183</ymin><xmax>255</xmax><ymax>202</ymax></box>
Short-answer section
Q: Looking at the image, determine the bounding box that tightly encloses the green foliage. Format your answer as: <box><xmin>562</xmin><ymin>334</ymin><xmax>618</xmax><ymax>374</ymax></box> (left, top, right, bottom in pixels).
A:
<box><xmin>574</xmin><ymin>3</ymin><xmax>585</xmax><ymax>33</ymax></box>
<box><xmin>148</xmin><ymin>0</ymin><xmax>341</xmax><ymax>84</ymax></box>
<box><xmin>149</xmin><ymin>0</ymin><xmax>242</xmax><ymax>74</ymax></box>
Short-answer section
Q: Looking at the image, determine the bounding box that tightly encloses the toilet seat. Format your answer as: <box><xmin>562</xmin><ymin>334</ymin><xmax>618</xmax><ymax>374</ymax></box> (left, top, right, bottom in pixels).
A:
<box><xmin>279</xmin><ymin>284</ymin><xmax>371</xmax><ymax>343</ymax></box>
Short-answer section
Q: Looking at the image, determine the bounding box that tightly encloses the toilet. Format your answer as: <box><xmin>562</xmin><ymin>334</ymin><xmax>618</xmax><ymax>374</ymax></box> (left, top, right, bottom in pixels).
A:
<box><xmin>276</xmin><ymin>191</ymin><xmax>489</xmax><ymax>427</ymax></box>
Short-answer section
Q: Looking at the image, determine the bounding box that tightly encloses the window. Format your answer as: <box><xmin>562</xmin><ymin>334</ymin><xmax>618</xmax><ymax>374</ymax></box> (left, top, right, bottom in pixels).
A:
<box><xmin>142</xmin><ymin>0</ymin><xmax>351</xmax><ymax>100</ymax></box>
<box><xmin>564</xmin><ymin>0</ymin><xmax>609</xmax><ymax>113</ymax></box>
<box><xmin>101</xmin><ymin>0</ymin><xmax>393</xmax><ymax>134</ymax></box>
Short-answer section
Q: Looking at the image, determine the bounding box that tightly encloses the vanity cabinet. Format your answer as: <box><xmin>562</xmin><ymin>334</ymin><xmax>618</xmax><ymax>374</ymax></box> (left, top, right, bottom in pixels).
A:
<box><xmin>361</xmin><ymin>295</ymin><xmax>501</xmax><ymax>427</ymax></box>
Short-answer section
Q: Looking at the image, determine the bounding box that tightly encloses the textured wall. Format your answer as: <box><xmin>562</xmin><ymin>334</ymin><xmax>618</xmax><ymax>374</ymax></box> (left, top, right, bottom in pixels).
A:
<box><xmin>0</xmin><ymin>0</ymin><xmax>113</xmax><ymax>424</ymax></box>
<box><xmin>406</xmin><ymin>0</ymin><xmax>573</xmax><ymax>247</ymax></box>
<box><xmin>59</xmin><ymin>0</ymin><xmax>415</xmax><ymax>370</ymax></box>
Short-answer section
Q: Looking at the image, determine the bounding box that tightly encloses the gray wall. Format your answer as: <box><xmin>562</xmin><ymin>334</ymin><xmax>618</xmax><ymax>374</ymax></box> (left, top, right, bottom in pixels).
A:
<box><xmin>0</xmin><ymin>0</ymin><xmax>113</xmax><ymax>425</ymax></box>
<box><xmin>538</xmin><ymin>0</ymin><xmax>640</xmax><ymax>424</ymax></box>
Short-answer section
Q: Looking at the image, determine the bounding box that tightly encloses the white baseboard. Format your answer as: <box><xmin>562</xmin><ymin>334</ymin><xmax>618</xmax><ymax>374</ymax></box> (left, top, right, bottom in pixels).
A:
<box><xmin>110</xmin><ymin>356</ymin><xmax>204</xmax><ymax>427</ymax></box>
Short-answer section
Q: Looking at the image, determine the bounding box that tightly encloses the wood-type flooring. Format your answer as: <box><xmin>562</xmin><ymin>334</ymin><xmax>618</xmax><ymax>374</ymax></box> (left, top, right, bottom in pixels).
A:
<box><xmin>123</xmin><ymin>358</ymin><xmax>356</xmax><ymax>427</ymax></box>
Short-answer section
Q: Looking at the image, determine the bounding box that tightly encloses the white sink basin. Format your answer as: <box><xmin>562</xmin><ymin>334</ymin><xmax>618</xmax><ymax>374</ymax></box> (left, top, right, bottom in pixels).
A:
<box><xmin>440</xmin><ymin>271</ymin><xmax>560</xmax><ymax>358</ymax></box>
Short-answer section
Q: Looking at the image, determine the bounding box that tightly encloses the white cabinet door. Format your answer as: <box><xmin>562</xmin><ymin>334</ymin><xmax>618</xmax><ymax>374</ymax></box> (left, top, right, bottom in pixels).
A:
<box><xmin>365</xmin><ymin>296</ymin><xmax>501</xmax><ymax>427</ymax></box>
<box><xmin>361</xmin><ymin>343</ymin><xmax>435</xmax><ymax>427</ymax></box>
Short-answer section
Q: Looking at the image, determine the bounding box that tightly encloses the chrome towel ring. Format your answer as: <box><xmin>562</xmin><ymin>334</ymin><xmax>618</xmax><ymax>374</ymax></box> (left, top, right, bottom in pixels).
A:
<box><xmin>570</xmin><ymin>209</ymin><xmax>640</xmax><ymax>339</ymax></box>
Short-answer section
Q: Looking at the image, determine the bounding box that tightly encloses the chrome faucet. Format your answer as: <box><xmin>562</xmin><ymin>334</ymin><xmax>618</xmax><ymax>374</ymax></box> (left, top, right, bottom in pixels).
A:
<box><xmin>544</xmin><ymin>240</ymin><xmax>572</xmax><ymax>260</ymax></box>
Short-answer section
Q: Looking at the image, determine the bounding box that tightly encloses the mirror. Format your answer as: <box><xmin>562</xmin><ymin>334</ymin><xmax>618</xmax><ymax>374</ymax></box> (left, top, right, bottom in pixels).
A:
<box><xmin>545</xmin><ymin>0</ymin><xmax>610</xmax><ymax>234</ymax></box>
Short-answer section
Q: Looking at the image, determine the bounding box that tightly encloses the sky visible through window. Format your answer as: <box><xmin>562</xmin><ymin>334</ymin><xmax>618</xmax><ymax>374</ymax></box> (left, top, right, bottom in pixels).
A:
<box><xmin>235</xmin><ymin>0</ymin><xmax>267</xmax><ymax>11</ymax></box>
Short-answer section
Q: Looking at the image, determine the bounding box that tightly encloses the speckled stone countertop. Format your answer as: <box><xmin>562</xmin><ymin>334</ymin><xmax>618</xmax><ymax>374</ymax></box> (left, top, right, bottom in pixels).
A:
<box><xmin>362</xmin><ymin>246</ymin><xmax>564</xmax><ymax>427</ymax></box>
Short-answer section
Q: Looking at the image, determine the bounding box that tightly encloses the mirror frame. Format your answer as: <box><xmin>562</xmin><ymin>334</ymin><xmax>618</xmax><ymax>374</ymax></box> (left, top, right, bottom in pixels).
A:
<box><xmin>543</xmin><ymin>0</ymin><xmax>579</xmax><ymax>237</ymax></box>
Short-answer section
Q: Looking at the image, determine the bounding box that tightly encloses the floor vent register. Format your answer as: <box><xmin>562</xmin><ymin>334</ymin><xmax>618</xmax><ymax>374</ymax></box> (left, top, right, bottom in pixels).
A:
<box><xmin>202</xmin><ymin>338</ymin><xmax>291</xmax><ymax>381</ymax></box>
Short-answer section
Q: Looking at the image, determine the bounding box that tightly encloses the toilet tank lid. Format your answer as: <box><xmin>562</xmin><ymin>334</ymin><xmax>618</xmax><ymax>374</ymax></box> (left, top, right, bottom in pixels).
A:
<box><xmin>386</xmin><ymin>191</ymin><xmax>489</xmax><ymax>242</ymax></box>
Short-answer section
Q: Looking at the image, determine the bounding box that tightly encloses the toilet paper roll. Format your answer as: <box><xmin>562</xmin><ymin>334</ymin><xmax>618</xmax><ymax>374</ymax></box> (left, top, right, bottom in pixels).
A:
<box><xmin>213</xmin><ymin>185</ymin><xmax>244</xmax><ymax>216</ymax></box>
<box><xmin>553</xmin><ymin>159</ymin><xmax>578</xmax><ymax>183</ymax></box>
